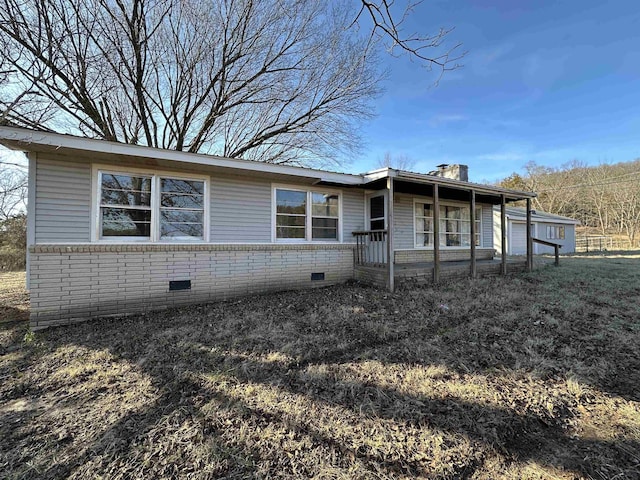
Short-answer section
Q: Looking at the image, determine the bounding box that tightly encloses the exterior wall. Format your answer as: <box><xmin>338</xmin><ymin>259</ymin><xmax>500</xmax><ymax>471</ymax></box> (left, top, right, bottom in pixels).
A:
<box><xmin>493</xmin><ymin>211</ymin><xmax>578</xmax><ymax>255</ymax></box>
<box><xmin>29</xmin><ymin>244</ymin><xmax>354</xmax><ymax>329</ymax></box>
<box><xmin>536</xmin><ymin>223</ymin><xmax>576</xmax><ymax>254</ymax></box>
<box><xmin>481</xmin><ymin>204</ymin><xmax>494</xmax><ymax>249</ymax></box>
<box><xmin>33</xmin><ymin>155</ymin><xmax>365</xmax><ymax>245</ymax></box>
<box><xmin>210</xmin><ymin>174</ymin><xmax>272</xmax><ymax>242</ymax></box>
<box><xmin>343</xmin><ymin>189</ymin><xmax>366</xmax><ymax>240</ymax></box>
<box><xmin>394</xmin><ymin>248</ymin><xmax>494</xmax><ymax>264</ymax></box>
<box><xmin>29</xmin><ymin>156</ymin><xmax>366</xmax><ymax>329</ymax></box>
<box><xmin>393</xmin><ymin>194</ymin><xmax>414</xmax><ymax>250</ymax></box>
<box><xmin>393</xmin><ymin>194</ymin><xmax>493</xmax><ymax>249</ymax></box>
<box><xmin>35</xmin><ymin>157</ymin><xmax>92</xmax><ymax>243</ymax></box>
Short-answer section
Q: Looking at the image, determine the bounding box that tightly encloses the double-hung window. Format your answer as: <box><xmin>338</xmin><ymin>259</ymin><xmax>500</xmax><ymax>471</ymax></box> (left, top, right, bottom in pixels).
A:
<box><xmin>275</xmin><ymin>187</ymin><xmax>340</xmax><ymax>241</ymax></box>
<box><xmin>414</xmin><ymin>201</ymin><xmax>482</xmax><ymax>248</ymax></box>
<box><xmin>415</xmin><ymin>202</ymin><xmax>434</xmax><ymax>247</ymax></box>
<box><xmin>159</xmin><ymin>178</ymin><xmax>205</xmax><ymax>240</ymax></box>
<box><xmin>100</xmin><ymin>173</ymin><xmax>153</xmax><ymax>238</ymax></box>
<box><xmin>98</xmin><ymin>169</ymin><xmax>206</xmax><ymax>241</ymax></box>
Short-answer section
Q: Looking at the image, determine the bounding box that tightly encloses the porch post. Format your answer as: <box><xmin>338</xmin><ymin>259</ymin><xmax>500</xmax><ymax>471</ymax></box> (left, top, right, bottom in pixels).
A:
<box><xmin>470</xmin><ymin>189</ymin><xmax>476</xmax><ymax>278</ymax></box>
<box><xmin>501</xmin><ymin>194</ymin><xmax>507</xmax><ymax>275</ymax></box>
<box><xmin>387</xmin><ymin>176</ymin><xmax>395</xmax><ymax>292</ymax></box>
<box><xmin>433</xmin><ymin>183</ymin><xmax>440</xmax><ymax>283</ymax></box>
<box><xmin>526</xmin><ymin>197</ymin><xmax>533</xmax><ymax>272</ymax></box>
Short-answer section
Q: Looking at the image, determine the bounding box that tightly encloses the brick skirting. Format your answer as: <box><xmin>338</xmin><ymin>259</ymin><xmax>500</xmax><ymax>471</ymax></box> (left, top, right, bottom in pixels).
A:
<box><xmin>29</xmin><ymin>243</ymin><xmax>355</xmax><ymax>329</ymax></box>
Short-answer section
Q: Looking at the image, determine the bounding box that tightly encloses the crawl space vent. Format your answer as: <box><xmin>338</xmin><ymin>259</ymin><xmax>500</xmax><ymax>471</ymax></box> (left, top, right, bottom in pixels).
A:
<box><xmin>169</xmin><ymin>280</ymin><xmax>191</xmax><ymax>291</ymax></box>
<box><xmin>311</xmin><ymin>272</ymin><xmax>325</xmax><ymax>281</ymax></box>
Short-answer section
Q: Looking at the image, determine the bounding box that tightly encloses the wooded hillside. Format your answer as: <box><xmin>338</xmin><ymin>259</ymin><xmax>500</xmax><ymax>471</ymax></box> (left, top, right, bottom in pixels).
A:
<box><xmin>499</xmin><ymin>160</ymin><xmax>640</xmax><ymax>247</ymax></box>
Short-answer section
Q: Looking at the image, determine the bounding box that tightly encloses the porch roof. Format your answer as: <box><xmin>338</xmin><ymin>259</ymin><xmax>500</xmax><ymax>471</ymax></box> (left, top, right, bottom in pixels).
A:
<box><xmin>362</xmin><ymin>168</ymin><xmax>536</xmax><ymax>204</ymax></box>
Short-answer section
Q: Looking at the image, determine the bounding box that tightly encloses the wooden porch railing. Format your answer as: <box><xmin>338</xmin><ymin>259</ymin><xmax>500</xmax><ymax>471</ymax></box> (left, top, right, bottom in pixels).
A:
<box><xmin>352</xmin><ymin>230</ymin><xmax>388</xmax><ymax>267</ymax></box>
<box><xmin>532</xmin><ymin>238</ymin><xmax>562</xmax><ymax>266</ymax></box>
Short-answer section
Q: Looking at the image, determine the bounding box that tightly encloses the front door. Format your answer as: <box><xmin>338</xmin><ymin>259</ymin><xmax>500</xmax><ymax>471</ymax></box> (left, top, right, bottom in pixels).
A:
<box><xmin>366</xmin><ymin>194</ymin><xmax>387</xmax><ymax>264</ymax></box>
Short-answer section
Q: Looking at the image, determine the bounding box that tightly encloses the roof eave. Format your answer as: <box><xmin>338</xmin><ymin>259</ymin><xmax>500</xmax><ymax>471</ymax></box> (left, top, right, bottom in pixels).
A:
<box><xmin>0</xmin><ymin>126</ymin><xmax>364</xmax><ymax>186</ymax></box>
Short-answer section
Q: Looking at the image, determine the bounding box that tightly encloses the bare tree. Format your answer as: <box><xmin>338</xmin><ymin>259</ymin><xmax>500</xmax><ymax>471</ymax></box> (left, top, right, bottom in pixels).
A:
<box><xmin>354</xmin><ymin>0</ymin><xmax>464</xmax><ymax>81</ymax></box>
<box><xmin>0</xmin><ymin>0</ymin><xmax>460</xmax><ymax>167</ymax></box>
<box><xmin>0</xmin><ymin>154</ymin><xmax>28</xmax><ymax>221</ymax></box>
<box><xmin>375</xmin><ymin>151</ymin><xmax>416</xmax><ymax>170</ymax></box>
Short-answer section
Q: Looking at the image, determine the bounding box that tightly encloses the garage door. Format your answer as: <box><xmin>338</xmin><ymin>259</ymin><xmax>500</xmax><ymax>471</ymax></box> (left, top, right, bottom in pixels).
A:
<box><xmin>511</xmin><ymin>222</ymin><xmax>527</xmax><ymax>255</ymax></box>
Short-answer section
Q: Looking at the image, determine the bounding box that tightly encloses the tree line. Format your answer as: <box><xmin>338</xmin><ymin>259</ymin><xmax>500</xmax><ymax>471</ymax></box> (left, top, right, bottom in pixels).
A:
<box><xmin>499</xmin><ymin>160</ymin><xmax>640</xmax><ymax>247</ymax></box>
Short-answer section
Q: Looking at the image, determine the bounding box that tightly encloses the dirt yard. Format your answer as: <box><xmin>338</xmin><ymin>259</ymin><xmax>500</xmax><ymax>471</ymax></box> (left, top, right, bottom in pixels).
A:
<box><xmin>1</xmin><ymin>257</ymin><xmax>639</xmax><ymax>479</ymax></box>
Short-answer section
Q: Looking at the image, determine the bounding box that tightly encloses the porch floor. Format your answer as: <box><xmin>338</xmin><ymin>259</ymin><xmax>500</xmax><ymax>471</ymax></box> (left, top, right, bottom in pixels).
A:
<box><xmin>395</xmin><ymin>256</ymin><xmax>536</xmax><ymax>275</ymax></box>
<box><xmin>354</xmin><ymin>256</ymin><xmax>554</xmax><ymax>287</ymax></box>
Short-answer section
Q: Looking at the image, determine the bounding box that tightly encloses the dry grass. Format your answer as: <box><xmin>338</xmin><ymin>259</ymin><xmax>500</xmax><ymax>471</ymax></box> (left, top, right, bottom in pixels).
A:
<box><xmin>0</xmin><ymin>271</ymin><xmax>29</xmax><ymax>324</ymax></box>
<box><xmin>1</xmin><ymin>256</ymin><xmax>640</xmax><ymax>479</ymax></box>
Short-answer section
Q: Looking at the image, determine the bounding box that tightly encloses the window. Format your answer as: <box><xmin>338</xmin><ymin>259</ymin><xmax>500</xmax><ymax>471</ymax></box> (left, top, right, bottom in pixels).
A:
<box><xmin>415</xmin><ymin>202</ymin><xmax>434</xmax><ymax>247</ymax></box>
<box><xmin>369</xmin><ymin>196</ymin><xmax>385</xmax><ymax>230</ymax></box>
<box><xmin>98</xmin><ymin>170</ymin><xmax>206</xmax><ymax>241</ymax></box>
<box><xmin>547</xmin><ymin>225</ymin><xmax>565</xmax><ymax>240</ymax></box>
<box><xmin>414</xmin><ymin>201</ymin><xmax>481</xmax><ymax>248</ymax></box>
<box><xmin>312</xmin><ymin>192</ymin><xmax>339</xmax><ymax>240</ymax></box>
<box><xmin>159</xmin><ymin>178</ymin><xmax>205</xmax><ymax>240</ymax></box>
<box><xmin>100</xmin><ymin>173</ymin><xmax>152</xmax><ymax>238</ymax></box>
<box><xmin>276</xmin><ymin>189</ymin><xmax>307</xmax><ymax>239</ymax></box>
<box><xmin>275</xmin><ymin>188</ymin><xmax>340</xmax><ymax>241</ymax></box>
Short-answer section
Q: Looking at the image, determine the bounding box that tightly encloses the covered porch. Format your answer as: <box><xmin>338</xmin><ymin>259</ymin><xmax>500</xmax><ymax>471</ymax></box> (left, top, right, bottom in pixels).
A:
<box><xmin>351</xmin><ymin>168</ymin><xmax>538</xmax><ymax>290</ymax></box>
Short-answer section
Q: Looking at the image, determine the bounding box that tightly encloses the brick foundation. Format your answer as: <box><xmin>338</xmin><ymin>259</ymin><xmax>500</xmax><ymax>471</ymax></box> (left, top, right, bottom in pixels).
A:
<box><xmin>29</xmin><ymin>243</ymin><xmax>355</xmax><ymax>329</ymax></box>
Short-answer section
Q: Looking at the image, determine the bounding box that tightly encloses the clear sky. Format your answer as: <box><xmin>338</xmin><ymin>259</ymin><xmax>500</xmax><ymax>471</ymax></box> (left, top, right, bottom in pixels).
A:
<box><xmin>347</xmin><ymin>0</ymin><xmax>640</xmax><ymax>182</ymax></box>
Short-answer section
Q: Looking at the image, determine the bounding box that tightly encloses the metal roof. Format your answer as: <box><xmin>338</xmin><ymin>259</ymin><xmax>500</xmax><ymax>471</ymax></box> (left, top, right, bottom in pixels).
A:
<box><xmin>0</xmin><ymin>126</ymin><xmax>537</xmax><ymax>200</ymax></box>
<box><xmin>496</xmin><ymin>206</ymin><xmax>581</xmax><ymax>224</ymax></box>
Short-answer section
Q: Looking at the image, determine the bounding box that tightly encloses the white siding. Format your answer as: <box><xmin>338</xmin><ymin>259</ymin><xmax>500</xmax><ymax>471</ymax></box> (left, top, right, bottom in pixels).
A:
<box><xmin>393</xmin><ymin>195</ymin><xmax>493</xmax><ymax>250</ymax></box>
<box><xmin>393</xmin><ymin>194</ymin><xmax>414</xmax><ymax>249</ymax></box>
<box><xmin>33</xmin><ymin>158</ymin><xmax>365</xmax><ymax>245</ymax></box>
<box><xmin>342</xmin><ymin>188</ymin><xmax>365</xmax><ymax>243</ymax></box>
<box><xmin>35</xmin><ymin>157</ymin><xmax>92</xmax><ymax>243</ymax></box>
<box><xmin>210</xmin><ymin>174</ymin><xmax>272</xmax><ymax>242</ymax></box>
<box><xmin>536</xmin><ymin>223</ymin><xmax>576</xmax><ymax>254</ymax></box>
<box><xmin>481</xmin><ymin>204</ymin><xmax>493</xmax><ymax>249</ymax></box>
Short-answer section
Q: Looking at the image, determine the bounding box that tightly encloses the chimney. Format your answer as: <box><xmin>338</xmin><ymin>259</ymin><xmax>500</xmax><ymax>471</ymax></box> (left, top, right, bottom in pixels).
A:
<box><xmin>430</xmin><ymin>164</ymin><xmax>469</xmax><ymax>181</ymax></box>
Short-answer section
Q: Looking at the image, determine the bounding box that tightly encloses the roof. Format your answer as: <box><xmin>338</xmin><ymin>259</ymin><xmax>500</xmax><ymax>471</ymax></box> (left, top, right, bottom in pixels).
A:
<box><xmin>0</xmin><ymin>126</ymin><xmax>536</xmax><ymax>201</ymax></box>
<box><xmin>0</xmin><ymin>126</ymin><xmax>363</xmax><ymax>186</ymax></box>
<box><xmin>494</xmin><ymin>206</ymin><xmax>581</xmax><ymax>225</ymax></box>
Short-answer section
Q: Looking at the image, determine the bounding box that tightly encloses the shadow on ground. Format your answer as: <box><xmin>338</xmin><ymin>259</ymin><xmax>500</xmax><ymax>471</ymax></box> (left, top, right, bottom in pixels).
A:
<box><xmin>2</xmin><ymin>258</ymin><xmax>640</xmax><ymax>478</ymax></box>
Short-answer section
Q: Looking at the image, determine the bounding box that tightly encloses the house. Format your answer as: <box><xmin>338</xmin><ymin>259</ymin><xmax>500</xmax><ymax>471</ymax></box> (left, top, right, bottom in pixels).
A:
<box><xmin>492</xmin><ymin>206</ymin><xmax>580</xmax><ymax>255</ymax></box>
<box><xmin>0</xmin><ymin>126</ymin><xmax>536</xmax><ymax>329</ymax></box>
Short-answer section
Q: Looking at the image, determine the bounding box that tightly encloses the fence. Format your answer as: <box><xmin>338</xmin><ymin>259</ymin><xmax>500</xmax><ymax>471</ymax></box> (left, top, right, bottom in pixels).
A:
<box><xmin>575</xmin><ymin>236</ymin><xmax>631</xmax><ymax>252</ymax></box>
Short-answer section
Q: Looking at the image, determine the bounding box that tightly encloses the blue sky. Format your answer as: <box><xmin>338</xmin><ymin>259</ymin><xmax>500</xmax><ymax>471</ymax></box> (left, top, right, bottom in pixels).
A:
<box><xmin>347</xmin><ymin>0</ymin><xmax>640</xmax><ymax>182</ymax></box>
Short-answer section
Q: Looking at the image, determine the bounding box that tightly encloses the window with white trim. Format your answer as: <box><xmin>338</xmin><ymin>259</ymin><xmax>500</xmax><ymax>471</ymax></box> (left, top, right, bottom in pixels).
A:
<box><xmin>100</xmin><ymin>173</ymin><xmax>152</xmax><ymax>238</ymax></box>
<box><xmin>546</xmin><ymin>225</ymin><xmax>565</xmax><ymax>240</ymax></box>
<box><xmin>415</xmin><ymin>202</ymin><xmax>434</xmax><ymax>247</ymax></box>
<box><xmin>98</xmin><ymin>170</ymin><xmax>206</xmax><ymax>241</ymax></box>
<box><xmin>275</xmin><ymin>188</ymin><xmax>340</xmax><ymax>241</ymax></box>
<box><xmin>414</xmin><ymin>201</ymin><xmax>481</xmax><ymax>248</ymax></box>
<box><xmin>311</xmin><ymin>192</ymin><xmax>339</xmax><ymax>239</ymax></box>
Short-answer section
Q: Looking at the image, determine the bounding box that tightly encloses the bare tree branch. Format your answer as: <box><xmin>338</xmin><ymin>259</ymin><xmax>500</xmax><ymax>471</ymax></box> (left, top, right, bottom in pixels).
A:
<box><xmin>353</xmin><ymin>0</ymin><xmax>465</xmax><ymax>83</ymax></box>
<box><xmin>0</xmin><ymin>0</ymin><xmax>460</xmax><ymax>166</ymax></box>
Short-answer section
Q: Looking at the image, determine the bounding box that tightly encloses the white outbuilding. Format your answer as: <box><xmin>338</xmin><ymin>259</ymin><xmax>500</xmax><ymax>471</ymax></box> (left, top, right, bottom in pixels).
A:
<box><xmin>493</xmin><ymin>206</ymin><xmax>580</xmax><ymax>255</ymax></box>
